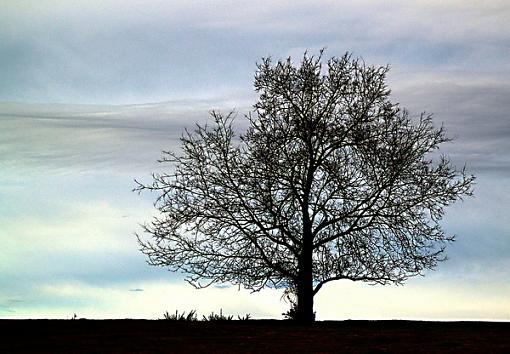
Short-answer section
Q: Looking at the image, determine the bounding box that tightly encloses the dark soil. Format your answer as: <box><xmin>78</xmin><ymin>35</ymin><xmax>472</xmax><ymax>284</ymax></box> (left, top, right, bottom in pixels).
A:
<box><xmin>1</xmin><ymin>319</ymin><xmax>509</xmax><ymax>353</ymax></box>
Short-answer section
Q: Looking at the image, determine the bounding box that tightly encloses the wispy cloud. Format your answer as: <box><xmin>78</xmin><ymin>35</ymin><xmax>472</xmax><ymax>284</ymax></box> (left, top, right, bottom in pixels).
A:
<box><xmin>391</xmin><ymin>78</ymin><xmax>510</xmax><ymax>174</ymax></box>
<box><xmin>0</xmin><ymin>100</ymin><xmax>250</xmax><ymax>174</ymax></box>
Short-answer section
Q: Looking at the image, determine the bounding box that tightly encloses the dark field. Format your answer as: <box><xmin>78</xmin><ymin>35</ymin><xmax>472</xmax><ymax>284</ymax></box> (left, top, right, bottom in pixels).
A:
<box><xmin>1</xmin><ymin>320</ymin><xmax>509</xmax><ymax>353</ymax></box>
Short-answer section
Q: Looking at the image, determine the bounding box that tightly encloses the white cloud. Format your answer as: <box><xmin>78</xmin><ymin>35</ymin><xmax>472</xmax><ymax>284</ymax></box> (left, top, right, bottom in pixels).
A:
<box><xmin>3</xmin><ymin>277</ymin><xmax>509</xmax><ymax>320</ymax></box>
<box><xmin>1</xmin><ymin>201</ymin><xmax>136</xmax><ymax>255</ymax></box>
<box><xmin>316</xmin><ymin>278</ymin><xmax>510</xmax><ymax>321</ymax></box>
<box><xmin>2</xmin><ymin>280</ymin><xmax>286</xmax><ymax>319</ymax></box>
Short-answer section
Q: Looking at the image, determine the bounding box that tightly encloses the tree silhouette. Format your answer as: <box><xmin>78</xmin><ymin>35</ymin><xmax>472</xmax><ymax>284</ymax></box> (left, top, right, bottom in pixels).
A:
<box><xmin>135</xmin><ymin>51</ymin><xmax>474</xmax><ymax>322</ymax></box>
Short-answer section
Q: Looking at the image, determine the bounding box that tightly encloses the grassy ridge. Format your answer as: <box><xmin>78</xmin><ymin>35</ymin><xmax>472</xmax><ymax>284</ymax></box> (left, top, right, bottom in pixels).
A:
<box><xmin>1</xmin><ymin>320</ymin><xmax>509</xmax><ymax>353</ymax></box>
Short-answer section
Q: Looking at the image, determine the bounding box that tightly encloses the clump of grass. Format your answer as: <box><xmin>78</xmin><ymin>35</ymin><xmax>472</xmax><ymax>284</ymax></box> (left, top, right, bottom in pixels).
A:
<box><xmin>237</xmin><ymin>313</ymin><xmax>251</xmax><ymax>321</ymax></box>
<box><xmin>282</xmin><ymin>304</ymin><xmax>316</xmax><ymax>321</ymax></box>
<box><xmin>161</xmin><ymin>309</ymin><xmax>251</xmax><ymax>321</ymax></box>
<box><xmin>282</xmin><ymin>304</ymin><xmax>297</xmax><ymax>320</ymax></box>
<box><xmin>202</xmin><ymin>309</ymin><xmax>233</xmax><ymax>321</ymax></box>
<box><xmin>162</xmin><ymin>309</ymin><xmax>251</xmax><ymax>322</ymax></box>
<box><xmin>162</xmin><ymin>310</ymin><xmax>198</xmax><ymax>321</ymax></box>
<box><xmin>69</xmin><ymin>313</ymin><xmax>87</xmax><ymax>320</ymax></box>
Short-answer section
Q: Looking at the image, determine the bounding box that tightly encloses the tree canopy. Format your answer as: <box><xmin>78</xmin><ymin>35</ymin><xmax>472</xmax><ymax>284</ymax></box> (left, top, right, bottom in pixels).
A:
<box><xmin>136</xmin><ymin>51</ymin><xmax>474</xmax><ymax>322</ymax></box>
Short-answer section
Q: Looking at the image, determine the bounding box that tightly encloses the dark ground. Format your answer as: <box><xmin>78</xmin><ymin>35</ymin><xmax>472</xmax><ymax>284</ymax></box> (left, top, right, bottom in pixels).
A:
<box><xmin>1</xmin><ymin>320</ymin><xmax>509</xmax><ymax>353</ymax></box>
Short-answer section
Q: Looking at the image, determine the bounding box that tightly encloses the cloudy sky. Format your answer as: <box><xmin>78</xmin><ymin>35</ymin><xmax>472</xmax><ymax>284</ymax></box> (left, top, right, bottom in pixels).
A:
<box><xmin>1</xmin><ymin>0</ymin><xmax>509</xmax><ymax>320</ymax></box>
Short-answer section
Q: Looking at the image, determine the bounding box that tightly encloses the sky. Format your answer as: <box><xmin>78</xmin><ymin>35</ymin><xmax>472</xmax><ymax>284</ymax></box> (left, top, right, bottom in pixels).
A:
<box><xmin>1</xmin><ymin>0</ymin><xmax>509</xmax><ymax>320</ymax></box>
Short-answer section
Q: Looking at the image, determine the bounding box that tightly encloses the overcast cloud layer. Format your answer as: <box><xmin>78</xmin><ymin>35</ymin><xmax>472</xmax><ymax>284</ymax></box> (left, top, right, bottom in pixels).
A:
<box><xmin>1</xmin><ymin>1</ymin><xmax>509</xmax><ymax>319</ymax></box>
<box><xmin>2</xmin><ymin>1</ymin><xmax>509</xmax><ymax>103</ymax></box>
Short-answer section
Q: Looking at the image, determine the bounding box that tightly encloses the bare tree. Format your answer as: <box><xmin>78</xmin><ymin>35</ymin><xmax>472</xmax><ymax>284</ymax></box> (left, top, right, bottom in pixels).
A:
<box><xmin>135</xmin><ymin>51</ymin><xmax>474</xmax><ymax>323</ymax></box>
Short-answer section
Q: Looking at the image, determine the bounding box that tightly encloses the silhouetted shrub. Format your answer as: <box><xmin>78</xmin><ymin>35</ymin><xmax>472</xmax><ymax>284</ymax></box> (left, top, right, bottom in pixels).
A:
<box><xmin>162</xmin><ymin>310</ymin><xmax>198</xmax><ymax>321</ymax></box>
<box><xmin>202</xmin><ymin>309</ymin><xmax>233</xmax><ymax>321</ymax></box>
<box><xmin>161</xmin><ymin>309</ymin><xmax>251</xmax><ymax>321</ymax></box>
<box><xmin>237</xmin><ymin>313</ymin><xmax>251</xmax><ymax>321</ymax></box>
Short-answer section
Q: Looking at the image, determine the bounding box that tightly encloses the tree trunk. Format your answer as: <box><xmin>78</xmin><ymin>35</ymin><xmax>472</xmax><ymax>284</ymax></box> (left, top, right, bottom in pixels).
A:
<box><xmin>296</xmin><ymin>248</ymin><xmax>315</xmax><ymax>323</ymax></box>
<box><xmin>298</xmin><ymin>175</ymin><xmax>315</xmax><ymax>323</ymax></box>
